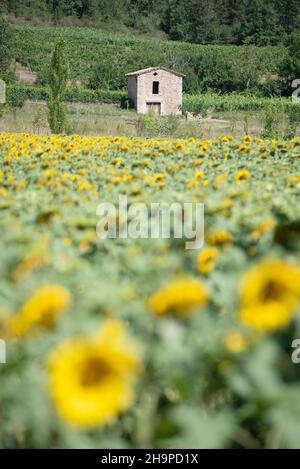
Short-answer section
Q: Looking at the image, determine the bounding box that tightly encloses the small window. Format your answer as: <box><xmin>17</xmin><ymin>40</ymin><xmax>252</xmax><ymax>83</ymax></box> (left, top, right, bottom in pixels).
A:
<box><xmin>152</xmin><ymin>81</ymin><xmax>159</xmax><ymax>94</ymax></box>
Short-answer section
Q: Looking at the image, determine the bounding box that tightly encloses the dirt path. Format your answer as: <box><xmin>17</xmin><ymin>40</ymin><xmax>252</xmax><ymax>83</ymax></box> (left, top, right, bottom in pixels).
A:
<box><xmin>15</xmin><ymin>62</ymin><xmax>38</xmax><ymax>85</ymax></box>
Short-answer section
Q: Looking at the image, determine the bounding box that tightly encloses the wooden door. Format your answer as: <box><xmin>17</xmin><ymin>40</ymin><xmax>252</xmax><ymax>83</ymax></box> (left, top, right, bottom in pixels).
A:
<box><xmin>147</xmin><ymin>102</ymin><xmax>161</xmax><ymax>116</ymax></box>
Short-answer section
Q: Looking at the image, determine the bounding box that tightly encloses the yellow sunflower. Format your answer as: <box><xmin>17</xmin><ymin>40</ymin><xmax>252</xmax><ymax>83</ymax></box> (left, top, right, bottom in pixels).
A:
<box><xmin>207</xmin><ymin>230</ymin><xmax>233</xmax><ymax>246</ymax></box>
<box><xmin>175</xmin><ymin>142</ymin><xmax>184</xmax><ymax>151</ymax></box>
<box><xmin>250</xmin><ymin>218</ymin><xmax>276</xmax><ymax>242</ymax></box>
<box><xmin>238</xmin><ymin>259</ymin><xmax>300</xmax><ymax>332</ymax></box>
<box><xmin>197</xmin><ymin>247</ymin><xmax>218</xmax><ymax>274</ymax></box>
<box><xmin>7</xmin><ymin>285</ymin><xmax>71</xmax><ymax>338</ymax></box>
<box><xmin>243</xmin><ymin>135</ymin><xmax>253</xmax><ymax>143</ymax></box>
<box><xmin>288</xmin><ymin>174</ymin><xmax>300</xmax><ymax>186</ymax></box>
<box><xmin>219</xmin><ymin>135</ymin><xmax>230</xmax><ymax>143</ymax></box>
<box><xmin>238</xmin><ymin>145</ymin><xmax>250</xmax><ymax>154</ymax></box>
<box><xmin>47</xmin><ymin>320</ymin><xmax>142</xmax><ymax>428</ymax></box>
<box><xmin>235</xmin><ymin>170</ymin><xmax>250</xmax><ymax>183</ymax></box>
<box><xmin>148</xmin><ymin>279</ymin><xmax>209</xmax><ymax>317</ymax></box>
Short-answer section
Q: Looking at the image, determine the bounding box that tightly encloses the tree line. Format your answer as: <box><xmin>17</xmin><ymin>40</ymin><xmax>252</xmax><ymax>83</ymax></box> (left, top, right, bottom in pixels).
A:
<box><xmin>0</xmin><ymin>0</ymin><xmax>299</xmax><ymax>46</ymax></box>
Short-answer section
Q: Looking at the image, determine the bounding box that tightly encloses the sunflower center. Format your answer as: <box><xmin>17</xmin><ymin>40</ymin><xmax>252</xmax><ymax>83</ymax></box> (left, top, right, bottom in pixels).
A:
<box><xmin>80</xmin><ymin>356</ymin><xmax>112</xmax><ymax>388</ymax></box>
<box><xmin>40</xmin><ymin>307</ymin><xmax>56</xmax><ymax>328</ymax></box>
<box><xmin>260</xmin><ymin>279</ymin><xmax>285</xmax><ymax>302</ymax></box>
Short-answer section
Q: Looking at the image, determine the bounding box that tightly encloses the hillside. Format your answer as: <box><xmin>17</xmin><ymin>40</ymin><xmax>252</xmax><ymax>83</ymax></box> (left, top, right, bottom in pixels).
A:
<box><xmin>1</xmin><ymin>0</ymin><xmax>299</xmax><ymax>46</ymax></box>
<box><xmin>10</xmin><ymin>24</ymin><xmax>286</xmax><ymax>95</ymax></box>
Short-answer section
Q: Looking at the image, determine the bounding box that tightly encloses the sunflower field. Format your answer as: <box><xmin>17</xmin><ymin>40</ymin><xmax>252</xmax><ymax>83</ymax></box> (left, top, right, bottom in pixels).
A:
<box><xmin>0</xmin><ymin>132</ymin><xmax>300</xmax><ymax>449</ymax></box>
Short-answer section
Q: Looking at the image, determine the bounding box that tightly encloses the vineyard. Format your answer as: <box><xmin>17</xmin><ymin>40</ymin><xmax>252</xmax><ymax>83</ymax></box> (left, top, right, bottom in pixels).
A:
<box><xmin>0</xmin><ymin>132</ymin><xmax>300</xmax><ymax>448</ymax></box>
<box><xmin>7</xmin><ymin>85</ymin><xmax>295</xmax><ymax>113</ymax></box>
<box><xmin>10</xmin><ymin>24</ymin><xmax>286</xmax><ymax>94</ymax></box>
<box><xmin>182</xmin><ymin>93</ymin><xmax>298</xmax><ymax>114</ymax></box>
<box><xmin>3</xmin><ymin>85</ymin><xmax>299</xmax><ymax>140</ymax></box>
<box><xmin>6</xmin><ymin>84</ymin><xmax>126</xmax><ymax>106</ymax></box>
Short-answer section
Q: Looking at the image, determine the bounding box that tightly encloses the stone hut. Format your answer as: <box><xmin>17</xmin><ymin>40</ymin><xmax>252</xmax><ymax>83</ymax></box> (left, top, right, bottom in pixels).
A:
<box><xmin>126</xmin><ymin>66</ymin><xmax>184</xmax><ymax>116</ymax></box>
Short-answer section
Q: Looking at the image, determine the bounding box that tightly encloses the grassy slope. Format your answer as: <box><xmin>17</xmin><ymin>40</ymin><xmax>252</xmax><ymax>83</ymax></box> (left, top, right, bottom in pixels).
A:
<box><xmin>1</xmin><ymin>101</ymin><xmax>296</xmax><ymax>138</ymax></box>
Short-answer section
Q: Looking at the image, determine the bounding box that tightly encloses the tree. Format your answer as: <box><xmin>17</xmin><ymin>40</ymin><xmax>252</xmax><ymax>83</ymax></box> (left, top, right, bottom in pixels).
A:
<box><xmin>0</xmin><ymin>17</ymin><xmax>11</xmax><ymax>76</ymax></box>
<box><xmin>0</xmin><ymin>0</ymin><xmax>299</xmax><ymax>47</ymax></box>
<box><xmin>47</xmin><ymin>41</ymin><xmax>69</xmax><ymax>134</ymax></box>
<box><xmin>238</xmin><ymin>0</ymin><xmax>284</xmax><ymax>46</ymax></box>
<box><xmin>162</xmin><ymin>0</ymin><xmax>221</xmax><ymax>44</ymax></box>
<box><xmin>280</xmin><ymin>32</ymin><xmax>300</xmax><ymax>95</ymax></box>
<box><xmin>275</xmin><ymin>0</ymin><xmax>300</xmax><ymax>34</ymax></box>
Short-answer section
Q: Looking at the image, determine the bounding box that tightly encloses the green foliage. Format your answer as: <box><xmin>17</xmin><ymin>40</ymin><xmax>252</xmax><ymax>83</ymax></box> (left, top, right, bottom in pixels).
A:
<box><xmin>120</xmin><ymin>95</ymin><xmax>134</xmax><ymax>109</ymax></box>
<box><xmin>0</xmin><ymin>17</ymin><xmax>11</xmax><ymax>75</ymax></box>
<box><xmin>162</xmin><ymin>0</ymin><xmax>297</xmax><ymax>46</ymax></box>
<box><xmin>137</xmin><ymin>112</ymin><xmax>180</xmax><ymax>137</ymax></box>
<box><xmin>6</xmin><ymin>88</ymin><xmax>26</xmax><ymax>109</ymax></box>
<box><xmin>7</xmin><ymin>85</ymin><xmax>48</xmax><ymax>101</ymax></box>
<box><xmin>261</xmin><ymin>105</ymin><xmax>283</xmax><ymax>139</ymax></box>
<box><xmin>47</xmin><ymin>41</ymin><xmax>69</xmax><ymax>134</ymax></box>
<box><xmin>167</xmin><ymin>406</ymin><xmax>235</xmax><ymax>449</ymax></box>
<box><xmin>236</xmin><ymin>0</ymin><xmax>285</xmax><ymax>46</ymax></box>
<box><xmin>10</xmin><ymin>24</ymin><xmax>287</xmax><ymax>95</ymax></box>
<box><xmin>280</xmin><ymin>32</ymin><xmax>300</xmax><ymax>95</ymax></box>
<box><xmin>88</xmin><ymin>60</ymin><xmax>125</xmax><ymax>90</ymax></box>
<box><xmin>6</xmin><ymin>84</ymin><xmax>297</xmax><ymax>122</ymax></box>
<box><xmin>182</xmin><ymin>92</ymin><xmax>293</xmax><ymax>115</ymax></box>
<box><xmin>285</xmin><ymin>104</ymin><xmax>300</xmax><ymax>139</ymax></box>
<box><xmin>1</xmin><ymin>0</ymin><xmax>299</xmax><ymax>46</ymax></box>
<box><xmin>136</xmin><ymin>112</ymin><xmax>205</xmax><ymax>139</ymax></box>
<box><xmin>7</xmin><ymin>84</ymin><xmax>126</xmax><ymax>104</ymax></box>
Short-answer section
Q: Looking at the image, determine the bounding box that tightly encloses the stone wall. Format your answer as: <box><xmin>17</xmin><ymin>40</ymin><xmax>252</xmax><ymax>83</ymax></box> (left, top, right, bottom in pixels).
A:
<box><xmin>134</xmin><ymin>69</ymin><xmax>182</xmax><ymax>115</ymax></box>
<box><xmin>128</xmin><ymin>76</ymin><xmax>137</xmax><ymax>107</ymax></box>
